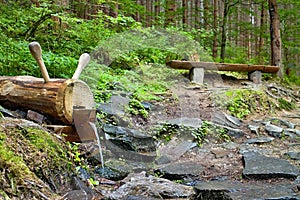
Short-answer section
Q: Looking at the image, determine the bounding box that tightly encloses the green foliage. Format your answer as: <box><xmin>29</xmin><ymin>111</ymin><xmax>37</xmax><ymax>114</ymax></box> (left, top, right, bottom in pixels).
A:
<box><xmin>278</xmin><ymin>98</ymin><xmax>296</xmax><ymax>110</ymax></box>
<box><xmin>284</xmin><ymin>69</ymin><xmax>300</xmax><ymax>86</ymax></box>
<box><xmin>91</xmin><ymin>64</ymin><xmax>179</xmax><ymax>104</ymax></box>
<box><xmin>153</xmin><ymin>123</ymin><xmax>207</xmax><ymax>145</ymax></box>
<box><xmin>127</xmin><ymin>99</ymin><xmax>149</xmax><ymax>119</ymax></box>
<box><xmin>215</xmin><ymin>89</ymin><xmax>271</xmax><ymax>119</ymax></box>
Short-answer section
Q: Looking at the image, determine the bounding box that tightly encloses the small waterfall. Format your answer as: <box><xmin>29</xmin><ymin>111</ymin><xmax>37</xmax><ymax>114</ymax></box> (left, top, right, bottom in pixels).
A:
<box><xmin>89</xmin><ymin>122</ymin><xmax>104</xmax><ymax>169</ymax></box>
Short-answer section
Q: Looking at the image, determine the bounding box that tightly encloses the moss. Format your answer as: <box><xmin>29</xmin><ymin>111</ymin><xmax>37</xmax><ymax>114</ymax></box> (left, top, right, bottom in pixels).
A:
<box><xmin>0</xmin><ymin>121</ymin><xmax>74</xmax><ymax>199</ymax></box>
<box><xmin>215</xmin><ymin>88</ymin><xmax>278</xmax><ymax>119</ymax></box>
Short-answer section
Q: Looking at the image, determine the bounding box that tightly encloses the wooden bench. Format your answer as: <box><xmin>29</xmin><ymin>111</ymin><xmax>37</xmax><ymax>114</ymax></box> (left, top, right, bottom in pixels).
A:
<box><xmin>166</xmin><ymin>60</ymin><xmax>280</xmax><ymax>84</ymax></box>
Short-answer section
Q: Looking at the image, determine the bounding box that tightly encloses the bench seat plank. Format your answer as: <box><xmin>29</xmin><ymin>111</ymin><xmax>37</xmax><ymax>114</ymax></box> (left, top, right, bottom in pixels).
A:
<box><xmin>166</xmin><ymin>60</ymin><xmax>280</xmax><ymax>74</ymax></box>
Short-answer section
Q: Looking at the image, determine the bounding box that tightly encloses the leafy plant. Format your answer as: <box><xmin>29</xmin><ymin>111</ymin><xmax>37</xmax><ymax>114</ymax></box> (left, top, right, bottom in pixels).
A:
<box><xmin>127</xmin><ymin>99</ymin><xmax>149</xmax><ymax>119</ymax></box>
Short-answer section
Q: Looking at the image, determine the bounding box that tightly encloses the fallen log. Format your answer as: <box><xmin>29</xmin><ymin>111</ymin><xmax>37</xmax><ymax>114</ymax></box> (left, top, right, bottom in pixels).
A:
<box><xmin>0</xmin><ymin>76</ymin><xmax>94</xmax><ymax>125</ymax></box>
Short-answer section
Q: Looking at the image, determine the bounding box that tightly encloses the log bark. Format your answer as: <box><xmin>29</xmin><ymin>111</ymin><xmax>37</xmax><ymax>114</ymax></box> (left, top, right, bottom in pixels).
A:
<box><xmin>166</xmin><ymin>60</ymin><xmax>280</xmax><ymax>73</ymax></box>
<box><xmin>0</xmin><ymin>76</ymin><xmax>94</xmax><ymax>125</ymax></box>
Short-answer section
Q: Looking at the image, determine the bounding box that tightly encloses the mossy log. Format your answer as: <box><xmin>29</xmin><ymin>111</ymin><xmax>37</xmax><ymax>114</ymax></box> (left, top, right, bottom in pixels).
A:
<box><xmin>0</xmin><ymin>76</ymin><xmax>94</xmax><ymax>125</ymax></box>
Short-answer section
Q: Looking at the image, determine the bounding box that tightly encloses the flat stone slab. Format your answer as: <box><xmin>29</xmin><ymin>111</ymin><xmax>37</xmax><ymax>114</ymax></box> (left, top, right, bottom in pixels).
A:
<box><xmin>245</xmin><ymin>137</ymin><xmax>274</xmax><ymax>144</ymax></box>
<box><xmin>155</xmin><ymin>138</ymin><xmax>197</xmax><ymax>164</ymax></box>
<box><xmin>155</xmin><ymin>161</ymin><xmax>204</xmax><ymax>180</ymax></box>
<box><xmin>265</xmin><ymin>122</ymin><xmax>283</xmax><ymax>138</ymax></box>
<box><xmin>194</xmin><ymin>180</ymin><xmax>300</xmax><ymax>200</ymax></box>
<box><xmin>109</xmin><ymin>172</ymin><xmax>195</xmax><ymax>200</ymax></box>
<box><xmin>243</xmin><ymin>152</ymin><xmax>299</xmax><ymax>179</ymax></box>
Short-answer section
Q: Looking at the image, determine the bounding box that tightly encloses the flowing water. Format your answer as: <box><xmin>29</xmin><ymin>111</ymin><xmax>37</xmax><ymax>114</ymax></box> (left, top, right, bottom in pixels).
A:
<box><xmin>89</xmin><ymin>121</ymin><xmax>104</xmax><ymax>169</ymax></box>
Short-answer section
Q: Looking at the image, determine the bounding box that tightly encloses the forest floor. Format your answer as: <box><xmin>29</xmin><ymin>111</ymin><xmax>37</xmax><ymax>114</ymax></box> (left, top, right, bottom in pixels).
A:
<box><xmin>146</xmin><ymin>72</ymin><xmax>300</xmax><ymax>181</ymax></box>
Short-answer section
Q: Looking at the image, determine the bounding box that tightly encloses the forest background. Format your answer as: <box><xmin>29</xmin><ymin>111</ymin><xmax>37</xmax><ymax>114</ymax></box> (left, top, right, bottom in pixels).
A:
<box><xmin>0</xmin><ymin>0</ymin><xmax>299</xmax><ymax>84</ymax></box>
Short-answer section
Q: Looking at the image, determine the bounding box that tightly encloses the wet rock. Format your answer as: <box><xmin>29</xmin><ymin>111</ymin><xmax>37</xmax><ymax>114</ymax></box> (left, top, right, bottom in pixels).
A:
<box><xmin>194</xmin><ymin>181</ymin><xmax>300</xmax><ymax>200</ymax></box>
<box><xmin>265</xmin><ymin>121</ymin><xmax>283</xmax><ymax>138</ymax></box>
<box><xmin>62</xmin><ymin>177</ymin><xmax>95</xmax><ymax>200</ymax></box>
<box><xmin>104</xmin><ymin>124</ymin><xmax>156</xmax><ymax>153</ymax></box>
<box><xmin>155</xmin><ymin>138</ymin><xmax>197</xmax><ymax>165</ymax></box>
<box><xmin>155</xmin><ymin>161</ymin><xmax>204</xmax><ymax>180</ymax></box>
<box><xmin>243</xmin><ymin>152</ymin><xmax>299</xmax><ymax>179</ymax></box>
<box><xmin>245</xmin><ymin>137</ymin><xmax>274</xmax><ymax>144</ymax></box>
<box><xmin>109</xmin><ymin>172</ymin><xmax>196</xmax><ymax>200</ymax></box>
<box><xmin>94</xmin><ymin>166</ymin><xmax>127</xmax><ymax>181</ymax></box>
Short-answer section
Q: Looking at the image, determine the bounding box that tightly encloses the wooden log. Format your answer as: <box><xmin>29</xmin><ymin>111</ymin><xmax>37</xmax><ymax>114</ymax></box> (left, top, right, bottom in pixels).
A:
<box><xmin>0</xmin><ymin>76</ymin><xmax>94</xmax><ymax>125</ymax></box>
<box><xmin>166</xmin><ymin>60</ymin><xmax>280</xmax><ymax>74</ymax></box>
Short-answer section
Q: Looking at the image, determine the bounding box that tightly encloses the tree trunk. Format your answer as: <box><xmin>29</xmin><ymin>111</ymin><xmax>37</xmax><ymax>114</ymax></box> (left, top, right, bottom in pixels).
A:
<box><xmin>220</xmin><ymin>0</ymin><xmax>240</xmax><ymax>62</ymax></box>
<box><xmin>182</xmin><ymin>0</ymin><xmax>188</xmax><ymax>26</ymax></box>
<box><xmin>220</xmin><ymin>2</ymin><xmax>229</xmax><ymax>62</ymax></box>
<box><xmin>258</xmin><ymin>1</ymin><xmax>266</xmax><ymax>64</ymax></box>
<box><xmin>165</xmin><ymin>0</ymin><xmax>176</xmax><ymax>26</ymax></box>
<box><xmin>268</xmin><ymin>0</ymin><xmax>283</xmax><ymax>77</ymax></box>
<box><xmin>212</xmin><ymin>0</ymin><xmax>218</xmax><ymax>59</ymax></box>
<box><xmin>0</xmin><ymin>76</ymin><xmax>94</xmax><ymax>125</ymax></box>
<box><xmin>145</xmin><ymin>0</ymin><xmax>152</xmax><ymax>27</ymax></box>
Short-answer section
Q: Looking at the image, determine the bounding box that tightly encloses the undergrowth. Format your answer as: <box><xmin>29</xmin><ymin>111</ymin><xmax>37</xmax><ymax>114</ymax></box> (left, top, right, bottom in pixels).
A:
<box><xmin>214</xmin><ymin>88</ymin><xmax>297</xmax><ymax>119</ymax></box>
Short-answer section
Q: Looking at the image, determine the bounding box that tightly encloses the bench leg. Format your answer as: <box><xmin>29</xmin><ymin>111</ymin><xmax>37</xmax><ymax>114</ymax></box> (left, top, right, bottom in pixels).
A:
<box><xmin>248</xmin><ymin>70</ymin><xmax>262</xmax><ymax>84</ymax></box>
<box><xmin>189</xmin><ymin>68</ymin><xmax>204</xmax><ymax>84</ymax></box>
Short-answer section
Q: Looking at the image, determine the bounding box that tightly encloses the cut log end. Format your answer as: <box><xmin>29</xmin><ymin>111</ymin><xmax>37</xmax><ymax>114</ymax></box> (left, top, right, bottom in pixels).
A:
<box><xmin>0</xmin><ymin>76</ymin><xmax>95</xmax><ymax>125</ymax></box>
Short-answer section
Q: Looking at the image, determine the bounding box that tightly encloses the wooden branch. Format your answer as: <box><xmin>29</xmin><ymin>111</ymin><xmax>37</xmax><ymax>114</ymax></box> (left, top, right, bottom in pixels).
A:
<box><xmin>166</xmin><ymin>60</ymin><xmax>280</xmax><ymax>74</ymax></box>
<box><xmin>0</xmin><ymin>76</ymin><xmax>94</xmax><ymax>125</ymax></box>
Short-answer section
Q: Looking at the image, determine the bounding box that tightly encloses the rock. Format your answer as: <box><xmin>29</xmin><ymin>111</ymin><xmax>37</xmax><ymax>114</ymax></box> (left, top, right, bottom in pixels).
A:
<box><xmin>103</xmin><ymin>124</ymin><xmax>156</xmax><ymax>153</ymax></box>
<box><xmin>141</xmin><ymin>102</ymin><xmax>152</xmax><ymax>110</ymax></box>
<box><xmin>265</xmin><ymin>121</ymin><xmax>283</xmax><ymax>137</ymax></box>
<box><xmin>109</xmin><ymin>172</ymin><xmax>196</xmax><ymax>200</ymax></box>
<box><xmin>105</xmin><ymin>139</ymin><xmax>157</xmax><ymax>162</ymax></box>
<box><xmin>194</xmin><ymin>180</ymin><xmax>300</xmax><ymax>200</ymax></box>
<box><xmin>284</xmin><ymin>151</ymin><xmax>300</xmax><ymax>160</ymax></box>
<box><xmin>213</xmin><ymin>112</ymin><xmax>242</xmax><ymax>129</ymax></box>
<box><xmin>222</xmin><ymin>126</ymin><xmax>244</xmax><ymax>138</ymax></box>
<box><xmin>62</xmin><ymin>177</ymin><xmax>95</xmax><ymax>200</ymax></box>
<box><xmin>155</xmin><ymin>138</ymin><xmax>197</xmax><ymax>164</ymax></box>
<box><xmin>270</xmin><ymin>118</ymin><xmax>296</xmax><ymax>129</ymax></box>
<box><xmin>245</xmin><ymin>137</ymin><xmax>274</xmax><ymax>144</ymax></box>
<box><xmin>222</xmin><ymin>142</ymin><xmax>239</xmax><ymax>150</ymax></box>
<box><xmin>239</xmin><ymin>144</ymin><xmax>272</xmax><ymax>155</ymax></box>
<box><xmin>97</xmin><ymin>94</ymin><xmax>130</xmax><ymax>115</ymax></box>
<box><xmin>94</xmin><ymin>166</ymin><xmax>127</xmax><ymax>181</ymax></box>
<box><xmin>0</xmin><ymin>105</ymin><xmax>22</xmax><ymax>118</ymax></box>
<box><xmin>243</xmin><ymin>152</ymin><xmax>299</xmax><ymax>179</ymax></box>
<box><xmin>286</xmin><ymin>128</ymin><xmax>300</xmax><ymax>137</ymax></box>
<box><xmin>247</xmin><ymin>124</ymin><xmax>260</xmax><ymax>135</ymax></box>
<box><xmin>26</xmin><ymin>110</ymin><xmax>45</xmax><ymax>124</ymax></box>
<box><xmin>165</xmin><ymin>117</ymin><xmax>202</xmax><ymax>129</ymax></box>
<box><xmin>155</xmin><ymin>161</ymin><xmax>204</xmax><ymax>180</ymax></box>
